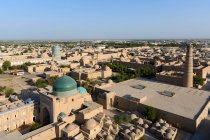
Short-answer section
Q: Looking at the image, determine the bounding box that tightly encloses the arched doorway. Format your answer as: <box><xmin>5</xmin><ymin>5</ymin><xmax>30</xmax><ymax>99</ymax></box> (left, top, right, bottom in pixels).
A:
<box><xmin>42</xmin><ymin>107</ymin><xmax>50</xmax><ymax>125</ymax></box>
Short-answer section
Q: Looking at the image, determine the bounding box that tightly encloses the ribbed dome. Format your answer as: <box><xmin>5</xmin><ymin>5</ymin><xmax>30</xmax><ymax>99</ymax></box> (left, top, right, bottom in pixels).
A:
<box><xmin>53</xmin><ymin>75</ymin><xmax>77</xmax><ymax>96</ymax></box>
<box><xmin>85</xmin><ymin>119</ymin><xmax>97</xmax><ymax>130</ymax></box>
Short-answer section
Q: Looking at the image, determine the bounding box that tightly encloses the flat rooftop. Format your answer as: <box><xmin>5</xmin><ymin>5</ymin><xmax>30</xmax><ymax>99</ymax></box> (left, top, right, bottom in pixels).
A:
<box><xmin>99</xmin><ymin>78</ymin><xmax>210</xmax><ymax>120</ymax></box>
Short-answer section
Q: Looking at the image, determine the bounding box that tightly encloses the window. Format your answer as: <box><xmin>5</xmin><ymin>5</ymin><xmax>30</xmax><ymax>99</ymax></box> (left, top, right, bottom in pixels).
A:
<box><xmin>159</xmin><ymin>90</ymin><xmax>175</xmax><ymax>97</ymax></box>
<box><xmin>130</xmin><ymin>84</ymin><xmax>145</xmax><ymax>90</ymax></box>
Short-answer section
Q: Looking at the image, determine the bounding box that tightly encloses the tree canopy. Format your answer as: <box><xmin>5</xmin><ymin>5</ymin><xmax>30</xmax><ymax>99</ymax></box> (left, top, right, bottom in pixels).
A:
<box><xmin>2</xmin><ymin>61</ymin><xmax>11</xmax><ymax>70</ymax></box>
<box><xmin>0</xmin><ymin>86</ymin><xmax>15</xmax><ymax>97</ymax></box>
<box><xmin>144</xmin><ymin>106</ymin><xmax>157</xmax><ymax>122</ymax></box>
<box><xmin>35</xmin><ymin>79</ymin><xmax>47</xmax><ymax>88</ymax></box>
<box><xmin>193</xmin><ymin>75</ymin><xmax>205</xmax><ymax>87</ymax></box>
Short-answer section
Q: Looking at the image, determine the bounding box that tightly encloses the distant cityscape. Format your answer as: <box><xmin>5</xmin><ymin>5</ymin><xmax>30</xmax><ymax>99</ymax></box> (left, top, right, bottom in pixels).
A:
<box><xmin>0</xmin><ymin>40</ymin><xmax>209</xmax><ymax>140</ymax></box>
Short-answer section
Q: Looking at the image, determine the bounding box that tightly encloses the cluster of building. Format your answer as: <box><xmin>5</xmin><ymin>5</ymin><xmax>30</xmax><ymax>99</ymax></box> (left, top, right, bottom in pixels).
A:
<box><xmin>0</xmin><ymin>75</ymin><xmax>119</xmax><ymax>140</ymax></box>
<box><xmin>0</xmin><ymin>41</ymin><xmax>210</xmax><ymax>140</ymax></box>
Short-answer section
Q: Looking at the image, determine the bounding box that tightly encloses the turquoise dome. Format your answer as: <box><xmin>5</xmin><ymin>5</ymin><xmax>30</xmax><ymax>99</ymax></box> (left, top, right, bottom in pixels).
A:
<box><xmin>53</xmin><ymin>75</ymin><xmax>77</xmax><ymax>96</ymax></box>
<box><xmin>78</xmin><ymin>87</ymin><xmax>88</xmax><ymax>94</ymax></box>
<box><xmin>59</xmin><ymin>112</ymin><xmax>66</xmax><ymax>118</ymax></box>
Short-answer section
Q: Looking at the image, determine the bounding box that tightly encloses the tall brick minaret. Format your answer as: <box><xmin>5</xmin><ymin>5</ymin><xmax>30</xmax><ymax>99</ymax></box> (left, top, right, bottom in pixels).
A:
<box><xmin>183</xmin><ymin>45</ymin><xmax>193</xmax><ymax>88</ymax></box>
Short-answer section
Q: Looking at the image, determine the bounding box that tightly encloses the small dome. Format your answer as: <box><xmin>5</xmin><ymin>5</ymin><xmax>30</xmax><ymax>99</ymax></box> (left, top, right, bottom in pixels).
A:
<box><xmin>162</xmin><ymin>126</ymin><xmax>167</xmax><ymax>131</ymax></box>
<box><xmin>160</xmin><ymin>129</ymin><xmax>165</xmax><ymax>134</ymax></box>
<box><xmin>85</xmin><ymin>119</ymin><xmax>97</xmax><ymax>130</ymax></box>
<box><xmin>129</xmin><ymin>126</ymin><xmax>135</xmax><ymax>130</ymax></box>
<box><xmin>159</xmin><ymin>118</ymin><xmax>164</xmax><ymax>124</ymax></box>
<box><xmin>164</xmin><ymin>123</ymin><xmax>170</xmax><ymax>128</ymax></box>
<box><xmin>77</xmin><ymin>87</ymin><xmax>87</xmax><ymax>94</ymax></box>
<box><xmin>137</xmin><ymin>118</ymin><xmax>144</xmax><ymax>125</ymax></box>
<box><xmin>130</xmin><ymin>114</ymin><xmax>137</xmax><ymax>120</ymax></box>
<box><xmin>143</xmin><ymin>124</ymin><xmax>149</xmax><ymax>128</ymax></box>
<box><xmin>130</xmin><ymin>132</ymin><xmax>136</xmax><ymax>137</ymax></box>
<box><xmin>124</xmin><ymin>129</ymin><xmax>130</xmax><ymax>134</ymax></box>
<box><xmin>108</xmin><ymin>79</ymin><xmax>113</xmax><ymax>84</ymax></box>
<box><xmin>94</xmin><ymin>65</ymin><xmax>100</xmax><ymax>69</ymax></box>
<box><xmin>135</xmin><ymin>129</ymin><xmax>141</xmax><ymax>134</ymax></box>
<box><xmin>105</xmin><ymin>66</ymin><xmax>111</xmax><ymax>70</ymax></box>
<box><xmin>167</xmin><ymin>128</ymin><xmax>175</xmax><ymax>135</ymax></box>
<box><xmin>106</xmin><ymin>135</ymin><xmax>113</xmax><ymax>140</ymax></box>
<box><xmin>155</xmin><ymin>122</ymin><xmax>161</xmax><ymax>127</ymax></box>
<box><xmin>53</xmin><ymin>75</ymin><xmax>77</xmax><ymax>96</ymax></box>
<box><xmin>166</xmin><ymin>133</ymin><xmax>173</xmax><ymax>139</ymax></box>
<box><xmin>59</xmin><ymin>112</ymin><xmax>66</xmax><ymax>118</ymax></box>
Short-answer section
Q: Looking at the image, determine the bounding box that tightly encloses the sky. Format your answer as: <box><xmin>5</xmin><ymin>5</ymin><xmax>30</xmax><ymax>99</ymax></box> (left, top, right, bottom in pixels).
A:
<box><xmin>0</xmin><ymin>0</ymin><xmax>210</xmax><ymax>40</ymax></box>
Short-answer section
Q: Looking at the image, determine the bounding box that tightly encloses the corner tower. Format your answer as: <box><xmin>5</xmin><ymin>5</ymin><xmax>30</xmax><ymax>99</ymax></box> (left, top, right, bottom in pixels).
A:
<box><xmin>183</xmin><ymin>45</ymin><xmax>193</xmax><ymax>88</ymax></box>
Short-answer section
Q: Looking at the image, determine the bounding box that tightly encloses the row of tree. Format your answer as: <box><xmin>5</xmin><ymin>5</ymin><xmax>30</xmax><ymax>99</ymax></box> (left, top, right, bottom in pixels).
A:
<box><xmin>0</xmin><ymin>61</ymin><xmax>35</xmax><ymax>72</ymax></box>
<box><xmin>99</xmin><ymin>62</ymin><xmax>156</xmax><ymax>82</ymax></box>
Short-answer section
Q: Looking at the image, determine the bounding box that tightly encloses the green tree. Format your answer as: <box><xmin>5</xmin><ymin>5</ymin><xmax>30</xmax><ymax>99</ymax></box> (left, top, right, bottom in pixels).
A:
<box><xmin>21</xmin><ymin>62</ymin><xmax>34</xmax><ymax>71</ymax></box>
<box><xmin>35</xmin><ymin>79</ymin><xmax>47</xmax><ymax>88</ymax></box>
<box><xmin>4</xmin><ymin>87</ymin><xmax>15</xmax><ymax>97</ymax></box>
<box><xmin>193</xmin><ymin>75</ymin><xmax>205</xmax><ymax>87</ymax></box>
<box><xmin>144</xmin><ymin>106</ymin><xmax>157</xmax><ymax>122</ymax></box>
<box><xmin>139</xmin><ymin>136</ymin><xmax>147</xmax><ymax>140</ymax></box>
<box><xmin>124</xmin><ymin>115</ymin><xmax>132</xmax><ymax>123</ymax></box>
<box><xmin>114</xmin><ymin>115</ymin><xmax>123</xmax><ymax>125</ymax></box>
<box><xmin>0</xmin><ymin>86</ymin><xmax>6</xmax><ymax>92</ymax></box>
<box><xmin>0</xmin><ymin>69</ymin><xmax>4</xmax><ymax>74</ymax></box>
<box><xmin>2</xmin><ymin>61</ymin><xmax>11</xmax><ymax>70</ymax></box>
<box><xmin>30</xmin><ymin>123</ymin><xmax>43</xmax><ymax>132</ymax></box>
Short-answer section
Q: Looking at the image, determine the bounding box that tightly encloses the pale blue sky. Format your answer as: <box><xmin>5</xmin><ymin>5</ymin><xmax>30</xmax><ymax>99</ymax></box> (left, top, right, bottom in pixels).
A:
<box><xmin>0</xmin><ymin>0</ymin><xmax>210</xmax><ymax>40</ymax></box>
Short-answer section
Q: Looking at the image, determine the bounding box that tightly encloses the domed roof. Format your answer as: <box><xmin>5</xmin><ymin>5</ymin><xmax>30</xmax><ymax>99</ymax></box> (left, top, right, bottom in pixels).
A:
<box><xmin>137</xmin><ymin>118</ymin><xmax>144</xmax><ymax>125</ymax></box>
<box><xmin>53</xmin><ymin>75</ymin><xmax>77</xmax><ymax>96</ymax></box>
<box><xmin>129</xmin><ymin>126</ymin><xmax>135</xmax><ymax>130</ymax></box>
<box><xmin>166</xmin><ymin>128</ymin><xmax>175</xmax><ymax>134</ymax></box>
<box><xmin>166</xmin><ymin>133</ymin><xmax>173</xmax><ymax>139</ymax></box>
<box><xmin>125</xmin><ymin>129</ymin><xmax>130</xmax><ymax>134</ymax></box>
<box><xmin>59</xmin><ymin>112</ymin><xmax>66</xmax><ymax>118</ymax></box>
<box><xmin>164</xmin><ymin>123</ymin><xmax>169</xmax><ymax>128</ymax></box>
<box><xmin>143</xmin><ymin>124</ymin><xmax>149</xmax><ymax>128</ymax></box>
<box><xmin>77</xmin><ymin>87</ymin><xmax>87</xmax><ymax>94</ymax></box>
<box><xmin>159</xmin><ymin>118</ymin><xmax>164</xmax><ymax>123</ymax></box>
<box><xmin>85</xmin><ymin>119</ymin><xmax>98</xmax><ymax>130</ymax></box>
<box><xmin>135</xmin><ymin>129</ymin><xmax>141</xmax><ymax>134</ymax></box>
<box><xmin>130</xmin><ymin>114</ymin><xmax>137</xmax><ymax>120</ymax></box>
<box><xmin>155</xmin><ymin>122</ymin><xmax>160</xmax><ymax>127</ymax></box>
<box><xmin>162</xmin><ymin>126</ymin><xmax>167</xmax><ymax>131</ymax></box>
<box><xmin>106</xmin><ymin>135</ymin><xmax>113</xmax><ymax>140</ymax></box>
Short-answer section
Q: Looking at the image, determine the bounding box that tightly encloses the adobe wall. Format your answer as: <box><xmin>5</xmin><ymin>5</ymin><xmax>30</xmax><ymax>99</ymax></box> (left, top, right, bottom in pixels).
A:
<box><xmin>156</xmin><ymin>74</ymin><xmax>183</xmax><ymax>86</ymax></box>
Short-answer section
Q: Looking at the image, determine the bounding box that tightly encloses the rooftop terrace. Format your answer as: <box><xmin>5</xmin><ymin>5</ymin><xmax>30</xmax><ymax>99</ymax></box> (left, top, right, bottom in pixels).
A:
<box><xmin>99</xmin><ymin>78</ymin><xmax>210</xmax><ymax>120</ymax></box>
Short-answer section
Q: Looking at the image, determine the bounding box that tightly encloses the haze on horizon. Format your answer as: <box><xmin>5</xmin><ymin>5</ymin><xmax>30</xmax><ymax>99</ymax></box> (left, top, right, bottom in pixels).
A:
<box><xmin>0</xmin><ymin>0</ymin><xmax>210</xmax><ymax>40</ymax></box>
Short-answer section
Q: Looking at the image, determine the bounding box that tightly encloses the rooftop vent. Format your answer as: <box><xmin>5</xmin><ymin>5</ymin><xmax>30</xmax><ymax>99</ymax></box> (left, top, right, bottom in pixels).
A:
<box><xmin>160</xmin><ymin>90</ymin><xmax>175</xmax><ymax>97</ymax></box>
<box><xmin>131</xmin><ymin>84</ymin><xmax>145</xmax><ymax>90</ymax></box>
